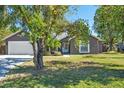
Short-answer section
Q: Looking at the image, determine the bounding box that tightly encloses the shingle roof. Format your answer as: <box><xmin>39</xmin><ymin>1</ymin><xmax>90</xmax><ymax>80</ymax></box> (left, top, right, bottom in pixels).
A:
<box><xmin>56</xmin><ymin>32</ymin><xmax>68</xmax><ymax>40</ymax></box>
<box><xmin>58</xmin><ymin>33</ymin><xmax>103</xmax><ymax>42</ymax></box>
<box><xmin>90</xmin><ymin>35</ymin><xmax>103</xmax><ymax>41</ymax></box>
<box><xmin>3</xmin><ymin>30</ymin><xmax>103</xmax><ymax>42</ymax></box>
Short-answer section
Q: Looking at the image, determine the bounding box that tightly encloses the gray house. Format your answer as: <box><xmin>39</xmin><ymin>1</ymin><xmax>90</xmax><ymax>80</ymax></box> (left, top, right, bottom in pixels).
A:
<box><xmin>117</xmin><ymin>43</ymin><xmax>124</xmax><ymax>52</ymax></box>
<box><xmin>1</xmin><ymin>31</ymin><xmax>104</xmax><ymax>55</ymax></box>
<box><xmin>60</xmin><ymin>35</ymin><xmax>103</xmax><ymax>54</ymax></box>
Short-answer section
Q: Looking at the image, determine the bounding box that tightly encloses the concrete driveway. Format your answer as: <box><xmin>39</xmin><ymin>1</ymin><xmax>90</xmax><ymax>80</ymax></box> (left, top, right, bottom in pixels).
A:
<box><xmin>0</xmin><ymin>55</ymin><xmax>33</xmax><ymax>79</ymax></box>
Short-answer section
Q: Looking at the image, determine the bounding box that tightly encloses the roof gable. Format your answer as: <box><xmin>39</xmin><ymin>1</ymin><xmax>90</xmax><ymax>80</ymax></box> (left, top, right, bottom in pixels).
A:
<box><xmin>3</xmin><ymin>31</ymin><xmax>22</xmax><ymax>41</ymax></box>
<box><xmin>3</xmin><ymin>31</ymin><xmax>29</xmax><ymax>41</ymax></box>
<box><xmin>60</xmin><ymin>35</ymin><xmax>103</xmax><ymax>42</ymax></box>
<box><xmin>4</xmin><ymin>30</ymin><xmax>103</xmax><ymax>42</ymax></box>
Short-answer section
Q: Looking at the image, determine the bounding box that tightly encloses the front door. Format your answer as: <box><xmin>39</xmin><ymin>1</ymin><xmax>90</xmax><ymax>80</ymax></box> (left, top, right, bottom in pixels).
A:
<box><xmin>62</xmin><ymin>42</ymin><xmax>69</xmax><ymax>54</ymax></box>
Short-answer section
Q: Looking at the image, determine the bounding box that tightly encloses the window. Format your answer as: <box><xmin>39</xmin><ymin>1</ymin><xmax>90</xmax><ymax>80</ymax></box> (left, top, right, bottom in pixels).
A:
<box><xmin>79</xmin><ymin>43</ymin><xmax>90</xmax><ymax>53</ymax></box>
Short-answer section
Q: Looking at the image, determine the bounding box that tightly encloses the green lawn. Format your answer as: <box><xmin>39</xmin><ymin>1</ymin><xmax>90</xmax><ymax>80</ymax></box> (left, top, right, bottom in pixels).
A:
<box><xmin>0</xmin><ymin>53</ymin><xmax>124</xmax><ymax>88</ymax></box>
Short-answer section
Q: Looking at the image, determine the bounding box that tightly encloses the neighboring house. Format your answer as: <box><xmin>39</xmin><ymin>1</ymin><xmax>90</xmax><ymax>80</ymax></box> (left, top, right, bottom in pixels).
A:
<box><xmin>117</xmin><ymin>43</ymin><xmax>124</xmax><ymax>52</ymax></box>
<box><xmin>60</xmin><ymin>35</ymin><xmax>104</xmax><ymax>54</ymax></box>
<box><xmin>1</xmin><ymin>31</ymin><xmax>104</xmax><ymax>55</ymax></box>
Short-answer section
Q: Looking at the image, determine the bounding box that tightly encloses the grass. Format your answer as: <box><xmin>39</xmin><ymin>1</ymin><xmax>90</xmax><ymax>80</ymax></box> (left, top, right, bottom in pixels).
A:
<box><xmin>0</xmin><ymin>53</ymin><xmax>124</xmax><ymax>88</ymax></box>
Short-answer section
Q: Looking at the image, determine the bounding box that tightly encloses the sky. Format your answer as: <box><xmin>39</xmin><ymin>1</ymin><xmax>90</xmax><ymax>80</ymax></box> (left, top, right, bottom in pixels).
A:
<box><xmin>65</xmin><ymin>5</ymin><xmax>99</xmax><ymax>36</ymax></box>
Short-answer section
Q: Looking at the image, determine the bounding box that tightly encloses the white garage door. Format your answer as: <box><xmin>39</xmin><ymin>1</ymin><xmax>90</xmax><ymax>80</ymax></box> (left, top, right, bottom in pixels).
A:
<box><xmin>8</xmin><ymin>41</ymin><xmax>33</xmax><ymax>55</ymax></box>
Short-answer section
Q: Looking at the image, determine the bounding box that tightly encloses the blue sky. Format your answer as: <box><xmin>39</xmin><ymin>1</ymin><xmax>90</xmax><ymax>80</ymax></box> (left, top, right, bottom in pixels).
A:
<box><xmin>65</xmin><ymin>5</ymin><xmax>99</xmax><ymax>36</ymax></box>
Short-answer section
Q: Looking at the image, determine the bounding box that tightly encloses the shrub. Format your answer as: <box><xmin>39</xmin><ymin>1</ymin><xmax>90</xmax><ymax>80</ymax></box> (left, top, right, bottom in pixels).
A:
<box><xmin>53</xmin><ymin>51</ymin><xmax>62</xmax><ymax>56</ymax></box>
<box><xmin>103</xmin><ymin>51</ymin><xmax>118</xmax><ymax>54</ymax></box>
<box><xmin>44</xmin><ymin>51</ymin><xmax>52</xmax><ymax>56</ymax></box>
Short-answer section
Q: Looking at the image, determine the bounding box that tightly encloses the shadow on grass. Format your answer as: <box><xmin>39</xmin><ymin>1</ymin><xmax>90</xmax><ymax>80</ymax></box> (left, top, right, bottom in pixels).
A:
<box><xmin>83</xmin><ymin>56</ymin><xmax>124</xmax><ymax>59</ymax></box>
<box><xmin>0</xmin><ymin>61</ymin><xmax>124</xmax><ymax>88</ymax></box>
<box><xmin>8</xmin><ymin>65</ymin><xmax>37</xmax><ymax>75</ymax></box>
<box><xmin>48</xmin><ymin>61</ymin><xmax>124</xmax><ymax>68</ymax></box>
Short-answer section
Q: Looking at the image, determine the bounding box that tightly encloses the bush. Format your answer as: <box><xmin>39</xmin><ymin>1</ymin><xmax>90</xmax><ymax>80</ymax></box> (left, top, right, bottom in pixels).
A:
<box><xmin>44</xmin><ymin>51</ymin><xmax>52</xmax><ymax>56</ymax></box>
<box><xmin>103</xmin><ymin>51</ymin><xmax>119</xmax><ymax>54</ymax></box>
<box><xmin>53</xmin><ymin>51</ymin><xmax>62</xmax><ymax>56</ymax></box>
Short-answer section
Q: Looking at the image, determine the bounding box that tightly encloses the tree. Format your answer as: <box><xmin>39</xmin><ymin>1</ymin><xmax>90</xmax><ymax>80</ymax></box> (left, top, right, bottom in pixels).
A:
<box><xmin>94</xmin><ymin>6</ymin><xmax>123</xmax><ymax>51</ymax></box>
<box><xmin>6</xmin><ymin>6</ymin><xmax>90</xmax><ymax>70</ymax></box>
<box><xmin>0</xmin><ymin>6</ymin><xmax>12</xmax><ymax>46</ymax></box>
<box><xmin>114</xmin><ymin>6</ymin><xmax>124</xmax><ymax>43</ymax></box>
<box><xmin>8</xmin><ymin>5</ymin><xmax>69</xmax><ymax>70</ymax></box>
<box><xmin>67</xmin><ymin>19</ymin><xmax>90</xmax><ymax>45</ymax></box>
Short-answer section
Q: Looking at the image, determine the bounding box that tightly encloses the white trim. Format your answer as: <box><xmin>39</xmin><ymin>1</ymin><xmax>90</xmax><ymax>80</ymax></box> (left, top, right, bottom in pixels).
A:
<box><xmin>79</xmin><ymin>43</ymin><xmax>90</xmax><ymax>53</ymax></box>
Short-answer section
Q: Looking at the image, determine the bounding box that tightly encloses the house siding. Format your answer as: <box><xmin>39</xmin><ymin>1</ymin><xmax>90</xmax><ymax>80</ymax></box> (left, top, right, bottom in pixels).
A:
<box><xmin>70</xmin><ymin>38</ymin><xmax>79</xmax><ymax>54</ymax></box>
<box><xmin>89</xmin><ymin>36</ymin><xmax>103</xmax><ymax>54</ymax></box>
<box><xmin>98</xmin><ymin>41</ymin><xmax>103</xmax><ymax>53</ymax></box>
<box><xmin>5</xmin><ymin>32</ymin><xmax>28</xmax><ymax>42</ymax></box>
<box><xmin>90</xmin><ymin>36</ymin><xmax>99</xmax><ymax>54</ymax></box>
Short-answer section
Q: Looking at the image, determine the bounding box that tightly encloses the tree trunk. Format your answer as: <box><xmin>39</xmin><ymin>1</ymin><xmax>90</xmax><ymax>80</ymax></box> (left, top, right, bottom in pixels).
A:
<box><xmin>36</xmin><ymin>38</ymin><xmax>44</xmax><ymax>69</ymax></box>
<box><xmin>32</xmin><ymin>42</ymin><xmax>38</xmax><ymax>68</ymax></box>
<box><xmin>32</xmin><ymin>38</ymin><xmax>44</xmax><ymax>70</ymax></box>
<box><xmin>109</xmin><ymin>39</ymin><xmax>113</xmax><ymax>51</ymax></box>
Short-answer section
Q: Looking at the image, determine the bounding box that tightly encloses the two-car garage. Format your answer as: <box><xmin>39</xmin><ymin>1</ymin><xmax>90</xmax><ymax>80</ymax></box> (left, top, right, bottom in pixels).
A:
<box><xmin>4</xmin><ymin>31</ymin><xmax>34</xmax><ymax>55</ymax></box>
<box><xmin>8</xmin><ymin>41</ymin><xmax>33</xmax><ymax>55</ymax></box>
